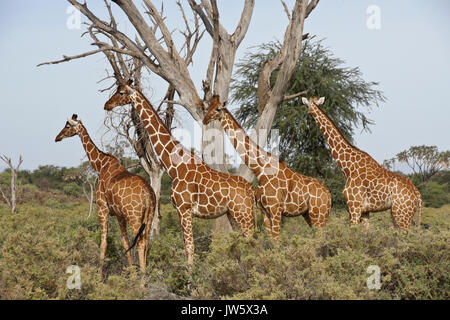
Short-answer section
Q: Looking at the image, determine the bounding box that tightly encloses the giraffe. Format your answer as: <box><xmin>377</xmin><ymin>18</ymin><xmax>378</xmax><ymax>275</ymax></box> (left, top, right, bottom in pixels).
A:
<box><xmin>104</xmin><ymin>80</ymin><xmax>256</xmax><ymax>264</ymax></box>
<box><xmin>203</xmin><ymin>96</ymin><xmax>332</xmax><ymax>239</ymax></box>
<box><xmin>301</xmin><ymin>96</ymin><xmax>422</xmax><ymax>230</ymax></box>
<box><xmin>55</xmin><ymin>114</ymin><xmax>156</xmax><ymax>272</ymax></box>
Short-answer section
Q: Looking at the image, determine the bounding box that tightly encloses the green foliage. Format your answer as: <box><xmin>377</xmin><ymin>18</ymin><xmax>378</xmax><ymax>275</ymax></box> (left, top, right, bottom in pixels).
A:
<box><xmin>322</xmin><ymin>167</ymin><xmax>347</xmax><ymax>209</ymax></box>
<box><xmin>63</xmin><ymin>182</ymin><xmax>83</xmax><ymax>198</ymax></box>
<box><xmin>1</xmin><ymin>198</ymin><xmax>449</xmax><ymax>300</ymax></box>
<box><xmin>160</xmin><ymin>172</ymin><xmax>173</xmax><ymax>204</ymax></box>
<box><xmin>193</xmin><ymin>208</ymin><xmax>449</xmax><ymax>300</ymax></box>
<box><xmin>418</xmin><ymin>181</ymin><xmax>448</xmax><ymax>208</ymax></box>
<box><xmin>430</xmin><ymin>170</ymin><xmax>450</xmax><ymax>192</ymax></box>
<box><xmin>0</xmin><ymin>201</ymin><xmax>146</xmax><ymax>299</ymax></box>
<box><xmin>231</xmin><ymin>37</ymin><xmax>386</xmax><ymax>178</ymax></box>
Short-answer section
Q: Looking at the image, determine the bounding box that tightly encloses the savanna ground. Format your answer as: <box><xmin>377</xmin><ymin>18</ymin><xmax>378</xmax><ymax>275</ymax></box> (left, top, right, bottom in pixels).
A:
<box><xmin>0</xmin><ymin>185</ymin><xmax>448</xmax><ymax>300</ymax></box>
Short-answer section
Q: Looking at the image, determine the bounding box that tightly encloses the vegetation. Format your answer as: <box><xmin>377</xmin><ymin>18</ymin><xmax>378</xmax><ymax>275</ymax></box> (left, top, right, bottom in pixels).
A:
<box><xmin>231</xmin><ymin>37</ymin><xmax>387</xmax><ymax>207</ymax></box>
<box><xmin>0</xmin><ymin>144</ymin><xmax>448</xmax><ymax>300</ymax></box>
<box><xmin>396</xmin><ymin>145</ymin><xmax>449</xmax><ymax>182</ymax></box>
<box><xmin>231</xmin><ymin>37</ymin><xmax>386</xmax><ymax>178</ymax></box>
<box><xmin>0</xmin><ymin>184</ymin><xmax>448</xmax><ymax>299</ymax></box>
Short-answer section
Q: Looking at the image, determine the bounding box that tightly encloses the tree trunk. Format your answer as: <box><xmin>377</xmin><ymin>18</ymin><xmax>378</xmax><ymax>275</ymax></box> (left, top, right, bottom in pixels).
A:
<box><xmin>202</xmin><ymin>121</ymin><xmax>233</xmax><ymax>234</ymax></box>
<box><xmin>10</xmin><ymin>169</ymin><xmax>17</xmax><ymax>213</ymax></box>
<box><xmin>0</xmin><ymin>155</ymin><xmax>22</xmax><ymax>213</ymax></box>
<box><xmin>148</xmin><ymin>167</ymin><xmax>164</xmax><ymax>239</ymax></box>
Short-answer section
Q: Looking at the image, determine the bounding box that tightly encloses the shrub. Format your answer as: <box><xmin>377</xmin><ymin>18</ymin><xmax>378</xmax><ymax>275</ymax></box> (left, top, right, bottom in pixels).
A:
<box><xmin>63</xmin><ymin>182</ymin><xmax>83</xmax><ymax>198</ymax></box>
<box><xmin>418</xmin><ymin>181</ymin><xmax>448</xmax><ymax>208</ymax></box>
<box><xmin>0</xmin><ymin>200</ymin><xmax>448</xmax><ymax>300</ymax></box>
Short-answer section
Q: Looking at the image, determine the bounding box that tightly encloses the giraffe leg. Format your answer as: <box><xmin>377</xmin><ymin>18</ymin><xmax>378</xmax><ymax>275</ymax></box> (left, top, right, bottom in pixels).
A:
<box><xmin>268</xmin><ymin>206</ymin><xmax>283</xmax><ymax>240</ymax></box>
<box><xmin>302</xmin><ymin>212</ymin><xmax>313</xmax><ymax>227</ymax></box>
<box><xmin>308</xmin><ymin>187</ymin><xmax>332</xmax><ymax>228</ymax></box>
<box><xmin>348</xmin><ymin>205</ymin><xmax>363</xmax><ymax>227</ymax></box>
<box><xmin>228</xmin><ymin>208</ymin><xmax>254</xmax><ymax>238</ymax></box>
<box><xmin>178</xmin><ymin>208</ymin><xmax>195</xmax><ymax>264</ymax></box>
<box><xmin>136</xmin><ymin>236</ymin><xmax>147</xmax><ymax>273</ymax></box>
<box><xmin>360</xmin><ymin>212</ymin><xmax>370</xmax><ymax>229</ymax></box>
<box><xmin>391</xmin><ymin>201</ymin><xmax>413</xmax><ymax>231</ymax></box>
<box><xmin>117</xmin><ymin>216</ymin><xmax>133</xmax><ymax>268</ymax></box>
<box><xmin>260</xmin><ymin>205</ymin><xmax>273</xmax><ymax>238</ymax></box>
<box><xmin>143</xmin><ymin>218</ymin><xmax>152</xmax><ymax>266</ymax></box>
<box><xmin>226</xmin><ymin>212</ymin><xmax>241</xmax><ymax>231</ymax></box>
<box><xmin>98</xmin><ymin>207</ymin><xmax>109</xmax><ymax>272</ymax></box>
<box><xmin>343</xmin><ymin>186</ymin><xmax>364</xmax><ymax>227</ymax></box>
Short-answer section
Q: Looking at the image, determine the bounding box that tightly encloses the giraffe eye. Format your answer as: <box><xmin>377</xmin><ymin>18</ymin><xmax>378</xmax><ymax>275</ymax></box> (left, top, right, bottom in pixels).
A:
<box><xmin>119</xmin><ymin>91</ymin><xmax>125</xmax><ymax>96</ymax></box>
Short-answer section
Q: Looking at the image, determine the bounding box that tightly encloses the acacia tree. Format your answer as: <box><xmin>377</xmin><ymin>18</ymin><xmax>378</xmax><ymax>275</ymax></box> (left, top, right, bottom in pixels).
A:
<box><xmin>39</xmin><ymin>0</ymin><xmax>321</xmax><ymax>232</ymax></box>
<box><xmin>232</xmin><ymin>38</ymin><xmax>386</xmax><ymax>178</ymax></box>
<box><xmin>396</xmin><ymin>145</ymin><xmax>449</xmax><ymax>182</ymax></box>
<box><xmin>0</xmin><ymin>155</ymin><xmax>23</xmax><ymax>213</ymax></box>
<box><xmin>64</xmin><ymin>161</ymin><xmax>98</xmax><ymax>219</ymax></box>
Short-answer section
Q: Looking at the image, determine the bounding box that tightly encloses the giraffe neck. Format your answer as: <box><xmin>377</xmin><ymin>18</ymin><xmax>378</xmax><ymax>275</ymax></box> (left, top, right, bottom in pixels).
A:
<box><xmin>77</xmin><ymin>124</ymin><xmax>119</xmax><ymax>175</ymax></box>
<box><xmin>307</xmin><ymin>104</ymin><xmax>362</xmax><ymax>177</ymax></box>
<box><xmin>220</xmin><ymin>109</ymin><xmax>271</xmax><ymax>178</ymax></box>
<box><xmin>130</xmin><ymin>90</ymin><xmax>197</xmax><ymax>179</ymax></box>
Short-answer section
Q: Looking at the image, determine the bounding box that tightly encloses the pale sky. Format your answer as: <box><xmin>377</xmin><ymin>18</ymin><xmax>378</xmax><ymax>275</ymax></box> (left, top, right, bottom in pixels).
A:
<box><xmin>0</xmin><ymin>0</ymin><xmax>449</xmax><ymax>171</ymax></box>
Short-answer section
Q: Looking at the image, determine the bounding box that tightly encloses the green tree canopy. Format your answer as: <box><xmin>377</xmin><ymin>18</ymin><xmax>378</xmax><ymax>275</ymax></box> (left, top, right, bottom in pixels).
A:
<box><xmin>231</xmin><ymin>37</ymin><xmax>386</xmax><ymax>177</ymax></box>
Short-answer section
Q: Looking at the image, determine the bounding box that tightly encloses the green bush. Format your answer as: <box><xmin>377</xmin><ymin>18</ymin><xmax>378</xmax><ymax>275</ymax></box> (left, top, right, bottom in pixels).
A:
<box><xmin>0</xmin><ymin>200</ymin><xmax>448</xmax><ymax>300</ymax></box>
<box><xmin>192</xmin><ymin>210</ymin><xmax>449</xmax><ymax>300</ymax></box>
<box><xmin>63</xmin><ymin>182</ymin><xmax>83</xmax><ymax>198</ymax></box>
<box><xmin>418</xmin><ymin>181</ymin><xmax>448</xmax><ymax>208</ymax></box>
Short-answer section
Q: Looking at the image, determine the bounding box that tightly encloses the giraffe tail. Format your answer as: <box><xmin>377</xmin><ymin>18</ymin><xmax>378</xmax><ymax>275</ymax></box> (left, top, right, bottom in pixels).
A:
<box><xmin>252</xmin><ymin>190</ymin><xmax>258</xmax><ymax>232</ymax></box>
<box><xmin>125</xmin><ymin>223</ymin><xmax>146</xmax><ymax>254</ymax></box>
<box><xmin>416</xmin><ymin>194</ymin><xmax>423</xmax><ymax>231</ymax></box>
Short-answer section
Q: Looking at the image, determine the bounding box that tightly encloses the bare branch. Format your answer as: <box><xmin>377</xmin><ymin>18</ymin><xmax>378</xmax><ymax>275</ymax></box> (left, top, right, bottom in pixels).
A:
<box><xmin>280</xmin><ymin>0</ymin><xmax>291</xmax><ymax>20</ymax></box>
<box><xmin>187</xmin><ymin>0</ymin><xmax>214</xmax><ymax>36</ymax></box>
<box><xmin>305</xmin><ymin>0</ymin><xmax>320</xmax><ymax>19</ymax></box>
<box><xmin>37</xmin><ymin>48</ymin><xmax>108</xmax><ymax>67</ymax></box>
<box><xmin>283</xmin><ymin>90</ymin><xmax>308</xmax><ymax>101</ymax></box>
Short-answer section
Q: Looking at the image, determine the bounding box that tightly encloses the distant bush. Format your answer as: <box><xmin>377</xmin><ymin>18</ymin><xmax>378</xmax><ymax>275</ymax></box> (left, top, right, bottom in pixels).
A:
<box><xmin>323</xmin><ymin>171</ymin><xmax>346</xmax><ymax>209</ymax></box>
<box><xmin>63</xmin><ymin>182</ymin><xmax>83</xmax><ymax>198</ymax></box>
<box><xmin>418</xmin><ymin>181</ymin><xmax>448</xmax><ymax>208</ymax></box>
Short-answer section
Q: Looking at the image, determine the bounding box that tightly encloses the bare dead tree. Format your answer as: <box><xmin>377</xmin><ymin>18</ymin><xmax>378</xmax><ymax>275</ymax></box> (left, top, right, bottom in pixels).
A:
<box><xmin>0</xmin><ymin>155</ymin><xmax>23</xmax><ymax>213</ymax></box>
<box><xmin>63</xmin><ymin>161</ymin><xmax>98</xmax><ymax>219</ymax></box>
<box><xmin>38</xmin><ymin>0</ymin><xmax>320</xmax><ymax>233</ymax></box>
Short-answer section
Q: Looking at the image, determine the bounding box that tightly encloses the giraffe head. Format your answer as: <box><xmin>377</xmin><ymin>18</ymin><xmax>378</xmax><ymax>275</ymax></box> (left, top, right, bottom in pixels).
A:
<box><xmin>203</xmin><ymin>95</ymin><xmax>226</xmax><ymax>125</ymax></box>
<box><xmin>301</xmin><ymin>96</ymin><xmax>325</xmax><ymax>108</ymax></box>
<box><xmin>104</xmin><ymin>79</ymin><xmax>135</xmax><ymax>111</ymax></box>
<box><xmin>55</xmin><ymin>114</ymin><xmax>82</xmax><ymax>142</ymax></box>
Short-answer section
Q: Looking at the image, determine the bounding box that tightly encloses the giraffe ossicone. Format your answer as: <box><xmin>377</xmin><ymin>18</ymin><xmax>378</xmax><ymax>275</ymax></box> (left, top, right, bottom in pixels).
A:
<box><xmin>302</xmin><ymin>96</ymin><xmax>422</xmax><ymax>230</ymax></box>
<box><xmin>55</xmin><ymin>114</ymin><xmax>156</xmax><ymax>272</ymax></box>
<box><xmin>104</xmin><ymin>83</ymin><xmax>256</xmax><ymax>264</ymax></box>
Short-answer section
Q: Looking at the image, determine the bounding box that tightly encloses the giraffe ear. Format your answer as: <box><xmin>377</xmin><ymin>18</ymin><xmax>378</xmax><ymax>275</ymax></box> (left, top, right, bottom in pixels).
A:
<box><xmin>316</xmin><ymin>97</ymin><xmax>325</xmax><ymax>105</ymax></box>
<box><xmin>301</xmin><ymin>97</ymin><xmax>310</xmax><ymax>106</ymax></box>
